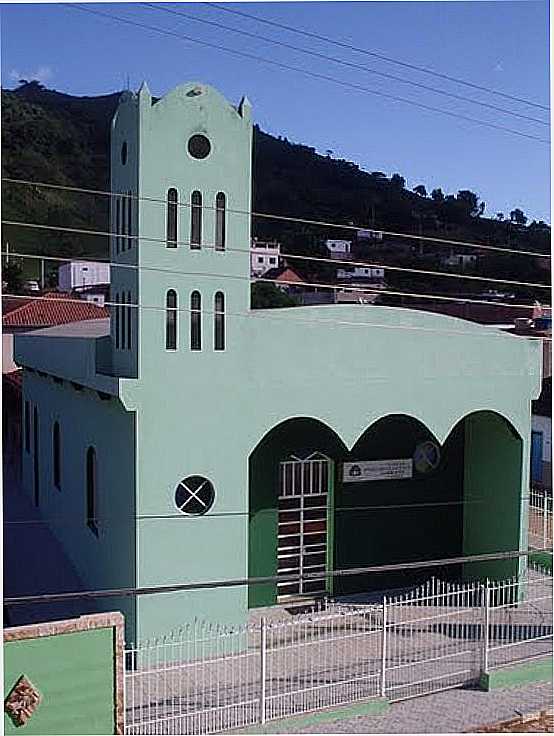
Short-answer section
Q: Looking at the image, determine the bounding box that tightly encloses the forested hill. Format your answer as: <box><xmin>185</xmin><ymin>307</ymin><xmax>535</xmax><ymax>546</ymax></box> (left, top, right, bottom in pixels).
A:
<box><xmin>1</xmin><ymin>81</ymin><xmax>550</xmax><ymax>295</ymax></box>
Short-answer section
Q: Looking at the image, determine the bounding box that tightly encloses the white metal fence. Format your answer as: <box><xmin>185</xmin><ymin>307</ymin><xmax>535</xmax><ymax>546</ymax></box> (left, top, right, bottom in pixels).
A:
<box><xmin>124</xmin><ymin>566</ymin><xmax>553</xmax><ymax>734</ymax></box>
<box><xmin>529</xmin><ymin>488</ymin><xmax>553</xmax><ymax>550</ymax></box>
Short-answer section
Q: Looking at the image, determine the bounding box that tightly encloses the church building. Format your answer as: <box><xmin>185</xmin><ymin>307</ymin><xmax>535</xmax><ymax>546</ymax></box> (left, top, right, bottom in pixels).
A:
<box><xmin>15</xmin><ymin>82</ymin><xmax>542</xmax><ymax>644</ymax></box>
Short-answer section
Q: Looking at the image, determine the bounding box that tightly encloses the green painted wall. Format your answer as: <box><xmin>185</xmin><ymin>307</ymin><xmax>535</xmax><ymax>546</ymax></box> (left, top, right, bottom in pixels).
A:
<box><xmin>3</xmin><ymin>628</ymin><xmax>116</xmax><ymax>735</ymax></box>
<box><xmin>463</xmin><ymin>412</ymin><xmax>523</xmax><ymax>581</ymax></box>
<box><xmin>20</xmin><ymin>371</ymin><xmax>136</xmax><ymax>639</ymax></box>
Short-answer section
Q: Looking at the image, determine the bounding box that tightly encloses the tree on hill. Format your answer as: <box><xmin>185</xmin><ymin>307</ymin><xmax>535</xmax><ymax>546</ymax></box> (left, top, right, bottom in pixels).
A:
<box><xmin>251</xmin><ymin>282</ymin><xmax>298</xmax><ymax>309</ymax></box>
<box><xmin>510</xmin><ymin>208</ymin><xmax>528</xmax><ymax>226</ymax></box>
<box><xmin>413</xmin><ymin>185</ymin><xmax>427</xmax><ymax>197</ymax></box>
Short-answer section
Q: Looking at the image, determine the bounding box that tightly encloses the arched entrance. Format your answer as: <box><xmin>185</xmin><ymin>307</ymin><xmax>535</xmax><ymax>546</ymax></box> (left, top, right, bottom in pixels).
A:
<box><xmin>248</xmin><ymin>418</ymin><xmax>346</xmax><ymax>608</ymax></box>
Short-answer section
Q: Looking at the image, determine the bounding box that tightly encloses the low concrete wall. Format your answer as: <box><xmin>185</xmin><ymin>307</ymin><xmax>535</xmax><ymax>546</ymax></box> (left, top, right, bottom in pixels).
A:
<box><xmin>480</xmin><ymin>656</ymin><xmax>553</xmax><ymax>691</ymax></box>
<box><xmin>3</xmin><ymin>612</ymin><xmax>124</xmax><ymax>735</ymax></box>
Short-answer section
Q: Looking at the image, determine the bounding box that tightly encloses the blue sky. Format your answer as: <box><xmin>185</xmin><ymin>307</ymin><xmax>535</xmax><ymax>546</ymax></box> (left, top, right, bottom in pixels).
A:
<box><xmin>1</xmin><ymin>1</ymin><xmax>550</xmax><ymax>222</ymax></box>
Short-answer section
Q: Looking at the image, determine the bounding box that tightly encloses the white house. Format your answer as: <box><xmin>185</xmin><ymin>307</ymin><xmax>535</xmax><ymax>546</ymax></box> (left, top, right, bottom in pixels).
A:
<box><xmin>440</xmin><ymin>254</ymin><xmax>478</xmax><ymax>269</ymax></box>
<box><xmin>250</xmin><ymin>239</ymin><xmax>281</xmax><ymax>277</ymax></box>
<box><xmin>58</xmin><ymin>261</ymin><xmax>110</xmax><ymax>292</ymax></box>
<box><xmin>357</xmin><ymin>229</ymin><xmax>383</xmax><ymax>243</ymax></box>
<box><xmin>325</xmin><ymin>239</ymin><xmax>352</xmax><ymax>258</ymax></box>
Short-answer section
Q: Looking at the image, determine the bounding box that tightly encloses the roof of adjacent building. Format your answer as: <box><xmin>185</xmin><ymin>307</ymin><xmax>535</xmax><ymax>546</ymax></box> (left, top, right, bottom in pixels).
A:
<box><xmin>26</xmin><ymin>318</ymin><xmax>111</xmax><ymax>338</ymax></box>
<box><xmin>263</xmin><ymin>265</ymin><xmax>304</xmax><ymax>283</ymax></box>
<box><xmin>2</xmin><ymin>293</ymin><xmax>109</xmax><ymax>328</ymax></box>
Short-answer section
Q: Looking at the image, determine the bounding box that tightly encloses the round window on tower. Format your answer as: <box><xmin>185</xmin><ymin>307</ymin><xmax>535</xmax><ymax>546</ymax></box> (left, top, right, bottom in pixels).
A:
<box><xmin>187</xmin><ymin>134</ymin><xmax>211</xmax><ymax>160</ymax></box>
<box><xmin>121</xmin><ymin>141</ymin><xmax>128</xmax><ymax>165</ymax></box>
<box><xmin>175</xmin><ymin>475</ymin><xmax>215</xmax><ymax>515</ymax></box>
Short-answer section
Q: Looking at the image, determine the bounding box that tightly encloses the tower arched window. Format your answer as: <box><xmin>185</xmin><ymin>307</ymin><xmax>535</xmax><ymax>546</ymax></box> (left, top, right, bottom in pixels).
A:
<box><xmin>166</xmin><ymin>289</ymin><xmax>178</xmax><ymax>350</ymax></box>
<box><xmin>86</xmin><ymin>446</ymin><xmax>98</xmax><ymax>536</ymax></box>
<box><xmin>127</xmin><ymin>290</ymin><xmax>132</xmax><ymax>350</ymax></box>
<box><xmin>167</xmin><ymin>188</ymin><xmax>178</xmax><ymax>247</ymax></box>
<box><xmin>121</xmin><ymin>196</ymin><xmax>127</xmax><ymax>251</ymax></box>
<box><xmin>121</xmin><ymin>292</ymin><xmax>127</xmax><ymax>350</ymax></box>
<box><xmin>115</xmin><ymin>292</ymin><xmax>120</xmax><ymax>349</ymax></box>
<box><xmin>53</xmin><ymin>421</ymin><xmax>61</xmax><ymax>490</ymax></box>
<box><xmin>191</xmin><ymin>291</ymin><xmax>202</xmax><ymax>350</ymax></box>
<box><xmin>191</xmin><ymin>191</ymin><xmax>202</xmax><ymax>249</ymax></box>
<box><xmin>215</xmin><ymin>192</ymin><xmax>226</xmax><ymax>251</ymax></box>
<box><xmin>115</xmin><ymin>198</ymin><xmax>121</xmax><ymax>254</ymax></box>
<box><xmin>127</xmin><ymin>191</ymin><xmax>133</xmax><ymax>248</ymax></box>
<box><xmin>214</xmin><ymin>291</ymin><xmax>225</xmax><ymax>351</ymax></box>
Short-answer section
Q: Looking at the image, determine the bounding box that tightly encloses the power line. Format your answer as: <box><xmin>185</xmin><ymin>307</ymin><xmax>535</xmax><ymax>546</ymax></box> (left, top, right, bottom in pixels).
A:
<box><xmin>205</xmin><ymin>1</ymin><xmax>550</xmax><ymax>113</ymax></box>
<box><xmin>3</xmin><ymin>221</ymin><xmax>550</xmax><ymax>292</ymax></box>
<box><xmin>3</xmin><ymin>177</ymin><xmax>550</xmax><ymax>259</ymax></box>
<box><xmin>65</xmin><ymin>4</ymin><xmax>550</xmax><ymax>144</ymax></box>
<box><xmin>3</xmin><ymin>291</ymin><xmax>551</xmax><ymax>344</ymax></box>
<box><xmin>142</xmin><ymin>2</ymin><xmax>548</xmax><ymax>127</ymax></box>
<box><xmin>4</xmin><ymin>548</ymin><xmax>547</xmax><ymax>606</ymax></box>
<box><xmin>5</xmin><ymin>250</ymin><xmax>551</xmax><ymax>321</ymax></box>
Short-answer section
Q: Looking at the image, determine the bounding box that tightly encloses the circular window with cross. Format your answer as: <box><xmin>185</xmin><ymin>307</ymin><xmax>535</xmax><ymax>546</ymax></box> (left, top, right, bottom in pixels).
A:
<box><xmin>175</xmin><ymin>476</ymin><xmax>215</xmax><ymax>515</ymax></box>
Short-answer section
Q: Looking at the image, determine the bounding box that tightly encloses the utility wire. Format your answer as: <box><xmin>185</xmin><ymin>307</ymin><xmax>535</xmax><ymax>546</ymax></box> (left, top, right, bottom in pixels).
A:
<box><xmin>3</xmin><ymin>222</ymin><xmax>550</xmax><ymax>292</ymax></box>
<box><xmin>143</xmin><ymin>2</ymin><xmax>548</xmax><ymax>127</ymax></box>
<box><xmin>3</xmin><ymin>177</ymin><xmax>550</xmax><ymax>259</ymax></box>
<box><xmin>65</xmin><ymin>4</ymin><xmax>550</xmax><ymax>144</ymax></box>
<box><xmin>4</xmin><ymin>251</ymin><xmax>551</xmax><ymax>321</ymax></box>
<box><xmin>205</xmin><ymin>1</ymin><xmax>550</xmax><ymax>112</ymax></box>
<box><xmin>4</xmin><ymin>548</ymin><xmax>549</xmax><ymax>606</ymax></box>
<box><xmin>3</xmin><ymin>291</ymin><xmax>551</xmax><ymax>343</ymax></box>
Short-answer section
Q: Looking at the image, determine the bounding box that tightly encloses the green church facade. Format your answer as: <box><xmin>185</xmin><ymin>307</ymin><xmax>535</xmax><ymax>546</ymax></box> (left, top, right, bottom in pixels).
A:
<box><xmin>15</xmin><ymin>82</ymin><xmax>542</xmax><ymax>644</ymax></box>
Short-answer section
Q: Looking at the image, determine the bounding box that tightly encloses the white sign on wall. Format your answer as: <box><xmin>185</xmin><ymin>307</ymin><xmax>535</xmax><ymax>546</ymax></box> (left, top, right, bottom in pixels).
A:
<box><xmin>342</xmin><ymin>459</ymin><xmax>413</xmax><ymax>483</ymax></box>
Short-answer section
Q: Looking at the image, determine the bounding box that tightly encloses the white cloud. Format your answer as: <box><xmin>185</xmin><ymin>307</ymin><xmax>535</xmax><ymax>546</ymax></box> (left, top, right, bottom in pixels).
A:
<box><xmin>8</xmin><ymin>65</ymin><xmax>53</xmax><ymax>84</ymax></box>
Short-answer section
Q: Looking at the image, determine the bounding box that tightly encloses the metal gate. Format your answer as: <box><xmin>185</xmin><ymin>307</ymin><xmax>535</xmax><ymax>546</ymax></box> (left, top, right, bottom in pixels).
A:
<box><xmin>384</xmin><ymin>579</ymin><xmax>483</xmax><ymax>701</ymax></box>
<box><xmin>277</xmin><ymin>453</ymin><xmax>332</xmax><ymax>601</ymax></box>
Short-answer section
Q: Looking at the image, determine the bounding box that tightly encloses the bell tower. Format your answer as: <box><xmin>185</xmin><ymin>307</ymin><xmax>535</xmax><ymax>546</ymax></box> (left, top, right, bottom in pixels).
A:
<box><xmin>109</xmin><ymin>82</ymin><xmax>253</xmax><ymax>379</ymax></box>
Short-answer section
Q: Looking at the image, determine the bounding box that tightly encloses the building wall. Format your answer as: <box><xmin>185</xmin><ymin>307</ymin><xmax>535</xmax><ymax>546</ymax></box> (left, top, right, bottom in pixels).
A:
<box><xmin>3</xmin><ymin>332</ymin><xmax>16</xmax><ymax>373</ymax></box>
<box><xmin>21</xmin><ymin>371</ymin><xmax>136</xmax><ymax>637</ymax></box>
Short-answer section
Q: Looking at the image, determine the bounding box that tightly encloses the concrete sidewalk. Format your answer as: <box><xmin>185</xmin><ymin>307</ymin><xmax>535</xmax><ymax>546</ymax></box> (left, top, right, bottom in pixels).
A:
<box><xmin>257</xmin><ymin>682</ymin><xmax>553</xmax><ymax>733</ymax></box>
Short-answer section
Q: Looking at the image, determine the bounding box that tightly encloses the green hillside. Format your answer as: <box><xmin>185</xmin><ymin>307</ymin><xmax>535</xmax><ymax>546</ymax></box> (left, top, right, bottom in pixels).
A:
<box><xmin>1</xmin><ymin>81</ymin><xmax>550</xmax><ymax>300</ymax></box>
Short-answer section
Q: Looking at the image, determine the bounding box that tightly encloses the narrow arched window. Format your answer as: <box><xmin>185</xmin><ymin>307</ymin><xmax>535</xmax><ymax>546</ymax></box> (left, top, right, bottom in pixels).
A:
<box><xmin>214</xmin><ymin>291</ymin><xmax>225</xmax><ymax>351</ymax></box>
<box><xmin>115</xmin><ymin>292</ymin><xmax>120</xmax><ymax>349</ymax></box>
<box><xmin>191</xmin><ymin>191</ymin><xmax>202</xmax><ymax>249</ymax></box>
<box><xmin>121</xmin><ymin>196</ymin><xmax>127</xmax><ymax>251</ymax></box>
<box><xmin>215</xmin><ymin>192</ymin><xmax>226</xmax><ymax>251</ymax></box>
<box><xmin>115</xmin><ymin>198</ymin><xmax>121</xmax><ymax>254</ymax></box>
<box><xmin>127</xmin><ymin>290</ymin><xmax>132</xmax><ymax>350</ymax></box>
<box><xmin>121</xmin><ymin>292</ymin><xmax>127</xmax><ymax>350</ymax></box>
<box><xmin>86</xmin><ymin>446</ymin><xmax>98</xmax><ymax>536</ymax></box>
<box><xmin>53</xmin><ymin>421</ymin><xmax>61</xmax><ymax>490</ymax></box>
<box><xmin>127</xmin><ymin>191</ymin><xmax>133</xmax><ymax>249</ymax></box>
<box><xmin>24</xmin><ymin>400</ymin><xmax>30</xmax><ymax>452</ymax></box>
<box><xmin>166</xmin><ymin>289</ymin><xmax>178</xmax><ymax>350</ymax></box>
<box><xmin>33</xmin><ymin>406</ymin><xmax>39</xmax><ymax>507</ymax></box>
<box><xmin>191</xmin><ymin>291</ymin><xmax>202</xmax><ymax>350</ymax></box>
<box><xmin>167</xmin><ymin>188</ymin><xmax>178</xmax><ymax>247</ymax></box>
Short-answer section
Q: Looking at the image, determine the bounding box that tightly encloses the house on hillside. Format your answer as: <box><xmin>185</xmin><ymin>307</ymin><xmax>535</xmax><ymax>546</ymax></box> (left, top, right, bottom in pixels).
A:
<box><xmin>250</xmin><ymin>239</ymin><xmax>281</xmax><ymax>277</ymax></box>
<box><xmin>14</xmin><ymin>81</ymin><xmax>542</xmax><ymax>643</ymax></box>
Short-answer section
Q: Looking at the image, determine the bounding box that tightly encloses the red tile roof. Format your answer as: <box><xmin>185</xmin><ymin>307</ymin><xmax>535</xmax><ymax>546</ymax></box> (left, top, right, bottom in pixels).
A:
<box><xmin>2</xmin><ymin>293</ymin><xmax>109</xmax><ymax>328</ymax></box>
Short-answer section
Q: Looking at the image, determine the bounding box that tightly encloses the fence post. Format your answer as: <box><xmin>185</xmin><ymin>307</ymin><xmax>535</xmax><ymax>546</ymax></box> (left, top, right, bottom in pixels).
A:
<box><xmin>260</xmin><ymin>617</ymin><xmax>267</xmax><ymax>724</ymax></box>
<box><xmin>482</xmin><ymin>582</ymin><xmax>490</xmax><ymax>675</ymax></box>
<box><xmin>380</xmin><ymin>597</ymin><xmax>387</xmax><ymax>698</ymax></box>
<box><xmin>543</xmin><ymin>492</ymin><xmax>548</xmax><ymax>550</ymax></box>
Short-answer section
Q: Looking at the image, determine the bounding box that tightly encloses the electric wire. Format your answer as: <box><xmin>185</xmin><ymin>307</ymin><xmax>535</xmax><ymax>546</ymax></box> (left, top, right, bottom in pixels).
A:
<box><xmin>65</xmin><ymin>4</ymin><xmax>550</xmax><ymax>144</ymax></box>
<box><xmin>205</xmin><ymin>1</ymin><xmax>550</xmax><ymax>112</ymax></box>
<box><xmin>3</xmin><ymin>221</ymin><xmax>550</xmax><ymax>292</ymax></box>
<box><xmin>4</xmin><ymin>548</ymin><xmax>549</xmax><ymax>606</ymax></box>
<box><xmin>3</xmin><ymin>291</ymin><xmax>551</xmax><ymax>345</ymax></box>
<box><xmin>3</xmin><ymin>251</ymin><xmax>551</xmax><ymax>321</ymax></box>
<box><xmin>3</xmin><ymin>177</ymin><xmax>550</xmax><ymax>259</ymax></box>
<box><xmin>142</xmin><ymin>2</ymin><xmax>548</xmax><ymax>127</ymax></box>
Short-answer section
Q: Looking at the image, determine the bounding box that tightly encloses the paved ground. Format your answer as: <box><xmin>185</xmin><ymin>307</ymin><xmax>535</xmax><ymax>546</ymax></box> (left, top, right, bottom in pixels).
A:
<box><xmin>257</xmin><ymin>682</ymin><xmax>554</xmax><ymax>733</ymax></box>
